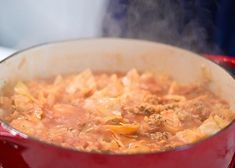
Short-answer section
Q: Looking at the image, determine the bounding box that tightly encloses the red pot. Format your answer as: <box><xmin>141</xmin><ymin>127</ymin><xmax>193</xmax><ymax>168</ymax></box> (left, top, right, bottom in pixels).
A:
<box><xmin>0</xmin><ymin>39</ymin><xmax>235</xmax><ymax>168</ymax></box>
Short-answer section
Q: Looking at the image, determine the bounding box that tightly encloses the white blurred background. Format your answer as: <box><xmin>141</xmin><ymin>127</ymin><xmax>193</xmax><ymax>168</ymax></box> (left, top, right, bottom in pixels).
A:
<box><xmin>0</xmin><ymin>0</ymin><xmax>108</xmax><ymax>59</ymax></box>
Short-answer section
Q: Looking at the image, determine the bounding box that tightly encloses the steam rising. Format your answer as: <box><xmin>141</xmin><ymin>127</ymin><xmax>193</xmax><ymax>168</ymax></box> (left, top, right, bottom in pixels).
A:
<box><xmin>103</xmin><ymin>0</ymin><xmax>220</xmax><ymax>54</ymax></box>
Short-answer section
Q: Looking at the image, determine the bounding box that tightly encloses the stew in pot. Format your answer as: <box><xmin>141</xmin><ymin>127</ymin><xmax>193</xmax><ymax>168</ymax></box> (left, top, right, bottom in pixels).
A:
<box><xmin>0</xmin><ymin>69</ymin><xmax>234</xmax><ymax>153</ymax></box>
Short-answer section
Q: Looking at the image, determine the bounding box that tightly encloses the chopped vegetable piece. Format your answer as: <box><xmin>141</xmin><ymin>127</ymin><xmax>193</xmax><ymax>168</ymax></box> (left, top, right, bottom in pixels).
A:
<box><xmin>105</xmin><ymin>124</ymin><xmax>139</xmax><ymax>135</ymax></box>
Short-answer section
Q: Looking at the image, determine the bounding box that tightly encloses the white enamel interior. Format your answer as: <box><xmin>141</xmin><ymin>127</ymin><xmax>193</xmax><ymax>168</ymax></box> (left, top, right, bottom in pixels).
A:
<box><xmin>0</xmin><ymin>38</ymin><xmax>235</xmax><ymax>110</ymax></box>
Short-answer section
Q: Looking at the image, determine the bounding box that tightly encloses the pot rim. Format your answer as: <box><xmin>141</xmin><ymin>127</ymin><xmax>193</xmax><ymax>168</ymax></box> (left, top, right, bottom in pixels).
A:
<box><xmin>0</xmin><ymin>37</ymin><xmax>235</xmax><ymax>156</ymax></box>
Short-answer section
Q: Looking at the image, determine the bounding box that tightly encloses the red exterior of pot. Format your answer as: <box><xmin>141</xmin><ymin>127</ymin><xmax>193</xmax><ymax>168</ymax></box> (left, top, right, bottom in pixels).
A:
<box><xmin>0</xmin><ymin>55</ymin><xmax>235</xmax><ymax>168</ymax></box>
<box><xmin>0</xmin><ymin>122</ymin><xmax>234</xmax><ymax>168</ymax></box>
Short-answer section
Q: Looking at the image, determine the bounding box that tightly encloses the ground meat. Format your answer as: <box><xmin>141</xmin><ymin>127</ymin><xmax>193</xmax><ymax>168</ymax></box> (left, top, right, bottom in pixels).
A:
<box><xmin>138</xmin><ymin>103</ymin><xmax>160</xmax><ymax>115</ymax></box>
<box><xmin>179</xmin><ymin>98</ymin><xmax>211</xmax><ymax>122</ymax></box>
<box><xmin>150</xmin><ymin>131</ymin><xmax>172</xmax><ymax>141</ymax></box>
<box><xmin>143</xmin><ymin>94</ymin><xmax>161</xmax><ymax>105</ymax></box>
<box><xmin>122</xmin><ymin>102</ymin><xmax>179</xmax><ymax>116</ymax></box>
<box><xmin>145</xmin><ymin>114</ymin><xmax>164</xmax><ymax>132</ymax></box>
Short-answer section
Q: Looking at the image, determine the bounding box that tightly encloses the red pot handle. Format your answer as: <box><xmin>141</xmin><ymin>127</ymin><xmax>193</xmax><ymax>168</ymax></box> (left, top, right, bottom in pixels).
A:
<box><xmin>205</xmin><ymin>55</ymin><xmax>235</xmax><ymax>69</ymax></box>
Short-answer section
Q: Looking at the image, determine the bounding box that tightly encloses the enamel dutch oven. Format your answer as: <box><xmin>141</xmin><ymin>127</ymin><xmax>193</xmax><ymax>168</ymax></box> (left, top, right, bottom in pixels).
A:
<box><xmin>0</xmin><ymin>39</ymin><xmax>235</xmax><ymax>168</ymax></box>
